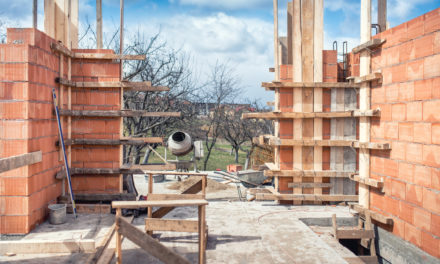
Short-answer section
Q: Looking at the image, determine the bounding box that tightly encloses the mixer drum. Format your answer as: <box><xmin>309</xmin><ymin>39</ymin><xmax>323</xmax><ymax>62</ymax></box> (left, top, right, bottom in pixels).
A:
<box><xmin>167</xmin><ymin>131</ymin><xmax>193</xmax><ymax>156</ymax></box>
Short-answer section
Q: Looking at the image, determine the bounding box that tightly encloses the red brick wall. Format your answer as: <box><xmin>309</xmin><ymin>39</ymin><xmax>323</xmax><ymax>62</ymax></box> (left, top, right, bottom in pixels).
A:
<box><xmin>368</xmin><ymin>8</ymin><xmax>440</xmax><ymax>257</ymax></box>
<box><xmin>0</xmin><ymin>28</ymin><xmax>121</xmax><ymax>234</ymax></box>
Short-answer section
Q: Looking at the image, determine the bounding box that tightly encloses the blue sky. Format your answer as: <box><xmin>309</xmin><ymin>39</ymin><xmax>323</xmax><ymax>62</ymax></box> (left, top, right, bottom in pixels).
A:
<box><xmin>0</xmin><ymin>0</ymin><xmax>438</xmax><ymax>101</ymax></box>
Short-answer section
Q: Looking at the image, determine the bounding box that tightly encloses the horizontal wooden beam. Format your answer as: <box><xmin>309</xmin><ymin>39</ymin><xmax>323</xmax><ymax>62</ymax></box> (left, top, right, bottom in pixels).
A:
<box><xmin>145</xmin><ymin>219</ymin><xmax>199</xmax><ymax>233</ymax></box>
<box><xmin>0</xmin><ymin>151</ymin><xmax>42</xmax><ymax>173</ymax></box>
<box><xmin>349</xmin><ymin>203</ymin><xmax>393</xmax><ymax>225</ymax></box>
<box><xmin>117</xmin><ymin>217</ymin><xmax>191</xmax><ymax>264</ymax></box>
<box><xmin>147</xmin><ymin>194</ymin><xmax>204</xmax><ymax>201</ymax></box>
<box><xmin>348</xmin><ymin>72</ymin><xmax>382</xmax><ymax>84</ymax></box>
<box><xmin>262</xmin><ymin>81</ymin><xmax>360</xmax><ymax>90</ymax></box>
<box><xmin>287</xmin><ymin>182</ymin><xmax>333</xmax><ymax>188</ymax></box>
<box><xmin>51</xmin><ymin>43</ymin><xmax>146</xmax><ymax>60</ymax></box>
<box><xmin>139</xmin><ymin>171</ymin><xmax>207</xmax><ymax>176</ymax></box>
<box><xmin>112</xmin><ymin>199</ymin><xmax>209</xmax><ymax>209</ymax></box>
<box><xmin>59</xmin><ymin>193</ymin><xmax>136</xmax><ymax>203</ymax></box>
<box><xmin>66</xmin><ymin>203</ymin><xmax>111</xmax><ymax>214</ymax></box>
<box><xmin>55</xmin><ymin>165</ymin><xmax>176</xmax><ymax>179</ymax></box>
<box><xmin>56</xmin><ymin>78</ymin><xmax>169</xmax><ymax>91</ymax></box>
<box><xmin>349</xmin><ymin>175</ymin><xmax>384</xmax><ymax>189</ymax></box>
<box><xmin>352</xmin><ymin>38</ymin><xmax>386</xmax><ymax>54</ymax></box>
<box><xmin>58</xmin><ymin>138</ymin><xmax>163</xmax><ymax>146</ymax></box>
<box><xmin>335</xmin><ymin>229</ymin><xmax>375</xmax><ymax>239</ymax></box>
<box><xmin>264</xmin><ymin>170</ymin><xmax>355</xmax><ymax>178</ymax></box>
<box><xmin>0</xmin><ymin>239</ymin><xmax>95</xmax><ymax>254</ymax></box>
<box><xmin>266</xmin><ymin>138</ymin><xmax>390</xmax><ymax>149</ymax></box>
<box><xmin>242</xmin><ymin>109</ymin><xmax>380</xmax><ymax>119</ymax></box>
<box><xmin>256</xmin><ymin>194</ymin><xmax>358</xmax><ymax>202</ymax></box>
<box><xmin>58</xmin><ymin>109</ymin><xmax>181</xmax><ymax>118</ymax></box>
<box><xmin>120</xmin><ymin>164</ymin><xmax>177</xmax><ymax>171</ymax></box>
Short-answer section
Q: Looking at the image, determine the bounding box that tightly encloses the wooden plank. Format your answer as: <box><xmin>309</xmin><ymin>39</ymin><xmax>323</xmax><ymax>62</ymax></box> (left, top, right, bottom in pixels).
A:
<box><xmin>148</xmin><ymin>194</ymin><xmax>204</xmax><ymax>201</ymax></box>
<box><xmin>120</xmin><ymin>164</ymin><xmax>177</xmax><ymax>171</ymax></box>
<box><xmin>378</xmin><ymin>0</ymin><xmax>387</xmax><ymax>33</ymax></box>
<box><xmin>139</xmin><ymin>171</ymin><xmax>207</xmax><ymax>176</ymax></box>
<box><xmin>264</xmin><ymin>170</ymin><xmax>354</xmax><ymax>177</ymax></box>
<box><xmin>112</xmin><ymin>199</ymin><xmax>209</xmax><ymax>209</ymax></box>
<box><xmin>262</xmin><ymin>82</ymin><xmax>360</xmax><ymax>89</ymax></box>
<box><xmin>365</xmin><ymin>210</ymin><xmax>377</xmax><ymax>256</ymax></box>
<box><xmin>60</xmin><ymin>138</ymin><xmax>163</xmax><ymax>146</ymax></box>
<box><xmin>74</xmin><ymin>53</ymin><xmax>146</xmax><ymax>60</ymax></box>
<box><xmin>360</xmin><ymin>0</ymin><xmax>372</xmax><ymax>210</ymax></box>
<box><xmin>287</xmin><ymin>1</ymin><xmax>293</xmax><ymax>64</ymax></box>
<box><xmin>349</xmin><ymin>72</ymin><xmax>382</xmax><ymax>84</ymax></box>
<box><xmin>96</xmin><ymin>0</ymin><xmax>102</xmax><ymax>49</ymax></box>
<box><xmin>66</xmin><ymin>204</ymin><xmax>111</xmax><ymax>214</ymax></box>
<box><xmin>59</xmin><ymin>193</ymin><xmax>136</xmax><ymax>203</ymax></box>
<box><xmin>0</xmin><ymin>240</ymin><xmax>95</xmax><ymax>254</ymax></box>
<box><xmin>359</xmin><ymin>256</ymin><xmax>378</xmax><ymax>264</ymax></box>
<box><xmin>273</xmin><ymin>0</ymin><xmax>279</xmax><ymax>78</ymax></box>
<box><xmin>86</xmin><ymin>223</ymin><xmax>115</xmax><ymax>263</ymax></box>
<box><xmin>242</xmin><ymin>110</ymin><xmax>379</xmax><ymax>119</ymax></box>
<box><xmin>56</xmin><ymin>78</ymin><xmax>169</xmax><ymax>91</ymax></box>
<box><xmin>267</xmin><ymin>138</ymin><xmax>389</xmax><ymax>149</ymax></box>
<box><xmin>0</xmin><ymin>151</ymin><xmax>42</xmax><ymax>173</ymax></box>
<box><xmin>313</xmin><ymin>0</ymin><xmax>324</xmax><ymax>205</ymax></box>
<box><xmin>44</xmin><ymin>0</ymin><xmax>55</xmax><ymax>38</ymax></box>
<box><xmin>58</xmin><ymin>109</ymin><xmax>181</xmax><ymax>117</ymax></box>
<box><xmin>70</xmin><ymin>0</ymin><xmax>79</xmax><ymax>49</ymax></box>
<box><xmin>145</xmin><ymin>219</ymin><xmax>198</xmax><ymax>233</ymax></box>
<box><xmin>352</xmin><ymin>38</ymin><xmax>385</xmax><ymax>54</ymax></box>
<box><xmin>152</xmin><ymin>179</ymin><xmax>203</xmax><ymax>218</ymax></box>
<box><xmin>33</xmin><ymin>0</ymin><xmax>38</xmax><ymax>28</ymax></box>
<box><xmin>199</xmin><ymin>205</ymin><xmax>206</xmax><ymax>264</ymax></box>
<box><xmin>350</xmin><ymin>175</ymin><xmax>384</xmax><ymax>189</ymax></box>
<box><xmin>336</xmin><ymin>229</ymin><xmax>375</xmax><ymax>239</ymax></box>
<box><xmin>349</xmin><ymin>204</ymin><xmax>393</xmax><ymax>225</ymax></box>
<box><xmin>256</xmin><ymin>193</ymin><xmax>358</xmax><ymax>202</ymax></box>
<box><xmin>288</xmin><ymin>182</ymin><xmax>332</xmax><ymax>188</ymax></box>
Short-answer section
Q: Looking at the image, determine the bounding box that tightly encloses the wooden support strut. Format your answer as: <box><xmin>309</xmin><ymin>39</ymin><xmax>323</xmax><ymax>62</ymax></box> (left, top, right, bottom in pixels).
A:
<box><xmin>58</xmin><ymin>109</ymin><xmax>181</xmax><ymax>118</ymax></box>
<box><xmin>50</xmin><ymin>42</ymin><xmax>145</xmax><ymax>60</ymax></box>
<box><xmin>265</xmin><ymin>138</ymin><xmax>390</xmax><ymax>149</ymax></box>
<box><xmin>0</xmin><ymin>151</ymin><xmax>42</xmax><ymax>173</ymax></box>
<box><xmin>256</xmin><ymin>193</ymin><xmax>358</xmax><ymax>202</ymax></box>
<box><xmin>58</xmin><ymin>137</ymin><xmax>164</xmax><ymax>146</ymax></box>
<box><xmin>242</xmin><ymin>109</ymin><xmax>380</xmax><ymax>119</ymax></box>
<box><xmin>262</xmin><ymin>81</ymin><xmax>360</xmax><ymax>89</ymax></box>
<box><xmin>264</xmin><ymin>170</ymin><xmax>355</xmax><ymax>178</ymax></box>
<box><xmin>56</xmin><ymin>78</ymin><xmax>169</xmax><ymax>91</ymax></box>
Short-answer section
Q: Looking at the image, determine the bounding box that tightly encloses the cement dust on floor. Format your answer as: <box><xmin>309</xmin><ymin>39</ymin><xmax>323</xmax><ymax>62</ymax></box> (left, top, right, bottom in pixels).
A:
<box><xmin>1</xmin><ymin>176</ymin><xmax>360</xmax><ymax>263</ymax></box>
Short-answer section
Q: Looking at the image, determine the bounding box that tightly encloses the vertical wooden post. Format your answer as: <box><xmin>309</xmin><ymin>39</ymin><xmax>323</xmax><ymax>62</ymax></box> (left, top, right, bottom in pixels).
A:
<box><xmin>359</xmin><ymin>0</ymin><xmax>371</xmax><ymax>209</ymax></box>
<box><xmin>273</xmin><ymin>0</ymin><xmax>280</xmax><ymax>191</ymax></box>
<box><xmin>292</xmin><ymin>0</ymin><xmax>302</xmax><ymax>204</ymax></box>
<box><xmin>148</xmin><ymin>173</ymin><xmax>153</xmax><ymax>194</ymax></box>
<box><xmin>116</xmin><ymin>208</ymin><xmax>122</xmax><ymax>264</ymax></box>
<box><xmin>119</xmin><ymin>0</ymin><xmax>125</xmax><ymax>193</ymax></box>
<box><xmin>96</xmin><ymin>0</ymin><xmax>103</xmax><ymax>49</ymax></box>
<box><xmin>201</xmin><ymin>176</ymin><xmax>206</xmax><ymax>197</ymax></box>
<box><xmin>313</xmin><ymin>0</ymin><xmax>323</xmax><ymax>204</ymax></box>
<box><xmin>44</xmin><ymin>0</ymin><xmax>55</xmax><ymax>38</ymax></box>
<box><xmin>70</xmin><ymin>0</ymin><xmax>78</xmax><ymax>48</ymax></box>
<box><xmin>199</xmin><ymin>205</ymin><xmax>206</xmax><ymax>264</ymax></box>
<box><xmin>378</xmin><ymin>0</ymin><xmax>387</xmax><ymax>32</ymax></box>
<box><xmin>33</xmin><ymin>0</ymin><xmax>38</xmax><ymax>29</ymax></box>
<box><xmin>287</xmin><ymin>2</ymin><xmax>293</xmax><ymax>65</ymax></box>
<box><xmin>67</xmin><ymin>0</ymin><xmax>72</xmax><ymax>186</ymax></box>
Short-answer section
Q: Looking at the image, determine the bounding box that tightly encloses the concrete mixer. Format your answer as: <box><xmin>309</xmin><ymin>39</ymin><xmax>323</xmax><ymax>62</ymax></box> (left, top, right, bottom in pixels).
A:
<box><xmin>166</xmin><ymin>131</ymin><xmax>203</xmax><ymax>171</ymax></box>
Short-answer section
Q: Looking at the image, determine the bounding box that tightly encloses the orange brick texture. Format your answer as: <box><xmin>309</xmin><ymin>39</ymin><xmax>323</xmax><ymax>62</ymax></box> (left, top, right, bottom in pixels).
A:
<box><xmin>0</xmin><ymin>28</ymin><xmax>121</xmax><ymax>234</ymax></box>
<box><xmin>277</xmin><ymin>50</ymin><xmax>337</xmax><ymax>194</ymax></box>
<box><xmin>367</xmin><ymin>8</ymin><xmax>440</xmax><ymax>258</ymax></box>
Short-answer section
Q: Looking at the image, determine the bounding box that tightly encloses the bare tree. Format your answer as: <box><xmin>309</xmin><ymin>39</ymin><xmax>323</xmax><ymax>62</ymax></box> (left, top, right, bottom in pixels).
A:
<box><xmin>199</xmin><ymin>62</ymin><xmax>242</xmax><ymax>170</ymax></box>
<box><xmin>221</xmin><ymin>100</ymin><xmax>272</xmax><ymax>168</ymax></box>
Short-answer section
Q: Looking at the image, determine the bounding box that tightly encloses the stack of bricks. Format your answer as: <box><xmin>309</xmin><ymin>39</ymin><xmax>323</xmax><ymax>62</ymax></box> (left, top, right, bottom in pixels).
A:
<box><xmin>365</xmin><ymin>8</ymin><xmax>439</xmax><ymax>257</ymax></box>
<box><xmin>0</xmin><ymin>28</ymin><xmax>121</xmax><ymax>234</ymax></box>
<box><xmin>277</xmin><ymin>50</ymin><xmax>338</xmax><ymax>194</ymax></box>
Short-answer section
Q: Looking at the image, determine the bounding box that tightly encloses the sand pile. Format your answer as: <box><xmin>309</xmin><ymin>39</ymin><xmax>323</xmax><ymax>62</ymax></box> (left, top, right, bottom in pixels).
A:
<box><xmin>167</xmin><ymin>176</ymin><xmax>235</xmax><ymax>192</ymax></box>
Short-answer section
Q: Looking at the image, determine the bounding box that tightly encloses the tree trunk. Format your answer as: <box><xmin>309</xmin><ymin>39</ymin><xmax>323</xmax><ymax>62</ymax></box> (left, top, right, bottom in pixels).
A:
<box><xmin>141</xmin><ymin>148</ymin><xmax>152</xmax><ymax>164</ymax></box>
<box><xmin>234</xmin><ymin>147</ymin><xmax>239</xmax><ymax>163</ymax></box>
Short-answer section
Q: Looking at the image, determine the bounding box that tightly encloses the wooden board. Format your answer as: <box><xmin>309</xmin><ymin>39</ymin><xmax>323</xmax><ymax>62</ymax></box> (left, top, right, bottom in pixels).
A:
<box><xmin>288</xmin><ymin>182</ymin><xmax>331</xmax><ymax>188</ymax></box>
<box><xmin>256</xmin><ymin>193</ymin><xmax>358</xmax><ymax>202</ymax></box>
<box><xmin>56</xmin><ymin>78</ymin><xmax>169</xmax><ymax>91</ymax></box>
<box><xmin>59</xmin><ymin>193</ymin><xmax>136</xmax><ymax>203</ymax></box>
<box><xmin>335</xmin><ymin>229</ymin><xmax>375</xmax><ymax>239</ymax></box>
<box><xmin>147</xmin><ymin>194</ymin><xmax>204</xmax><ymax>201</ymax></box>
<box><xmin>55</xmin><ymin>165</ymin><xmax>178</xmax><ymax>179</ymax></box>
<box><xmin>112</xmin><ymin>199</ymin><xmax>208</xmax><ymax>209</ymax></box>
<box><xmin>264</xmin><ymin>170</ymin><xmax>354</xmax><ymax>177</ymax></box>
<box><xmin>116</xmin><ymin>217</ymin><xmax>189</xmax><ymax>264</ymax></box>
<box><xmin>0</xmin><ymin>151</ymin><xmax>42</xmax><ymax>173</ymax></box>
<box><xmin>378</xmin><ymin>0</ymin><xmax>387</xmax><ymax>32</ymax></box>
<box><xmin>140</xmin><ymin>171</ymin><xmax>207</xmax><ymax>176</ymax></box>
<box><xmin>349</xmin><ymin>203</ymin><xmax>393</xmax><ymax>225</ymax></box>
<box><xmin>60</xmin><ymin>138</ymin><xmax>163</xmax><ymax>146</ymax></box>
<box><xmin>66</xmin><ymin>204</ymin><xmax>111</xmax><ymax>214</ymax></box>
<box><xmin>350</xmin><ymin>72</ymin><xmax>382</xmax><ymax>84</ymax></box>
<box><xmin>58</xmin><ymin>110</ymin><xmax>180</xmax><ymax>117</ymax></box>
<box><xmin>242</xmin><ymin>110</ymin><xmax>379</xmax><ymax>119</ymax></box>
<box><xmin>267</xmin><ymin>139</ymin><xmax>389</xmax><ymax>149</ymax></box>
<box><xmin>120</xmin><ymin>164</ymin><xmax>177</xmax><ymax>171</ymax></box>
<box><xmin>352</xmin><ymin>38</ymin><xmax>385</xmax><ymax>54</ymax></box>
<box><xmin>350</xmin><ymin>175</ymin><xmax>384</xmax><ymax>189</ymax></box>
<box><xmin>145</xmin><ymin>219</ymin><xmax>199</xmax><ymax>233</ymax></box>
<box><xmin>263</xmin><ymin>82</ymin><xmax>360</xmax><ymax>89</ymax></box>
<box><xmin>0</xmin><ymin>240</ymin><xmax>95</xmax><ymax>254</ymax></box>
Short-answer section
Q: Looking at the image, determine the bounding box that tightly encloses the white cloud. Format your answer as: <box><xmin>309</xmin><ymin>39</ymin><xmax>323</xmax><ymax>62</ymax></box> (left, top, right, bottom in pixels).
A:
<box><xmin>388</xmin><ymin>0</ymin><xmax>432</xmax><ymax>20</ymax></box>
<box><xmin>178</xmin><ymin>0</ymin><xmax>269</xmax><ymax>10</ymax></box>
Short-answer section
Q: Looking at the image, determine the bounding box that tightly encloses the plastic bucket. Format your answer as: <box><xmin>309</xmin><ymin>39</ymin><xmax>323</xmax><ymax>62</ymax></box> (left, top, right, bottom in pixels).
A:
<box><xmin>48</xmin><ymin>204</ymin><xmax>67</xmax><ymax>225</ymax></box>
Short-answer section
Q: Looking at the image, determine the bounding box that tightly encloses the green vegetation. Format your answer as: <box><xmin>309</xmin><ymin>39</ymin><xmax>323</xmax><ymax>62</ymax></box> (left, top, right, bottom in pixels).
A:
<box><xmin>146</xmin><ymin>142</ymin><xmax>248</xmax><ymax>171</ymax></box>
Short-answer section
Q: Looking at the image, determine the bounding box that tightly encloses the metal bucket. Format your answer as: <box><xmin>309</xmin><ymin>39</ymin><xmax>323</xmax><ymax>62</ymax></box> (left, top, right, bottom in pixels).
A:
<box><xmin>48</xmin><ymin>204</ymin><xmax>67</xmax><ymax>225</ymax></box>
